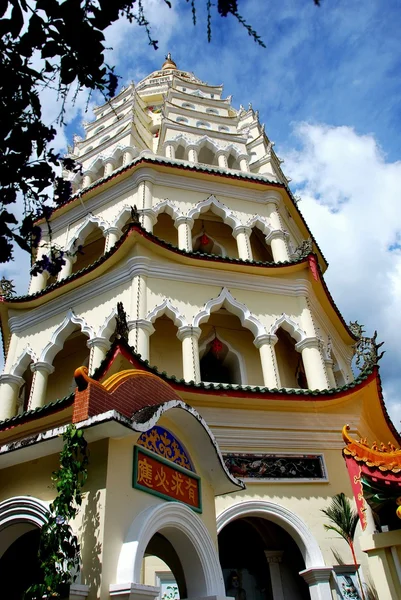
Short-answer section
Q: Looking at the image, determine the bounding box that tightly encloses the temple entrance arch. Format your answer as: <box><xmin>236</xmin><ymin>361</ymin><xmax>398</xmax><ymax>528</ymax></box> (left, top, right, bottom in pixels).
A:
<box><xmin>115</xmin><ymin>502</ymin><xmax>226</xmax><ymax>598</ymax></box>
<box><xmin>217</xmin><ymin>501</ymin><xmax>332</xmax><ymax>600</ymax></box>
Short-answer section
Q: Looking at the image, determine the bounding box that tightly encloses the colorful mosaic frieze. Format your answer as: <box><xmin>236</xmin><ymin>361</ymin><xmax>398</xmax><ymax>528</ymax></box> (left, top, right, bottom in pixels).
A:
<box><xmin>223</xmin><ymin>453</ymin><xmax>326</xmax><ymax>480</ymax></box>
<box><xmin>137</xmin><ymin>425</ymin><xmax>194</xmax><ymax>471</ymax></box>
<box><xmin>133</xmin><ymin>446</ymin><xmax>201</xmax><ymax>512</ymax></box>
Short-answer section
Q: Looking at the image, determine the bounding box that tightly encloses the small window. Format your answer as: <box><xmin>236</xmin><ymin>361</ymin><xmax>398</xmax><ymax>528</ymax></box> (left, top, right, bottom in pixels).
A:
<box><xmin>182</xmin><ymin>87</ymin><xmax>186</xmax><ymax>91</ymax></box>
<box><xmin>86</xmin><ymin>146</ymin><xmax>93</xmax><ymax>152</ymax></box>
<box><xmin>219</xmin><ymin>126</ymin><xmax>229</xmax><ymax>132</ymax></box>
<box><xmin>196</xmin><ymin>121</ymin><xmax>210</xmax><ymax>129</ymax></box>
<box><xmin>206</xmin><ymin>108</ymin><xmax>218</xmax><ymax>115</ymax></box>
<box><xmin>176</xmin><ymin>116</ymin><xmax>188</xmax><ymax>123</ymax></box>
<box><xmin>95</xmin><ymin>125</ymin><xmax>105</xmax><ymax>134</ymax></box>
<box><xmin>100</xmin><ymin>135</ymin><xmax>110</xmax><ymax>143</ymax></box>
<box><xmin>182</xmin><ymin>102</ymin><xmax>195</xmax><ymax>109</ymax></box>
<box><xmin>211</xmin><ymin>94</ymin><xmax>214</xmax><ymax>99</ymax></box>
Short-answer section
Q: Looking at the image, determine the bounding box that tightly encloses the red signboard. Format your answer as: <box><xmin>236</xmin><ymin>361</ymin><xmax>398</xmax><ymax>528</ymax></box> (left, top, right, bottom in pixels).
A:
<box><xmin>133</xmin><ymin>446</ymin><xmax>202</xmax><ymax>512</ymax></box>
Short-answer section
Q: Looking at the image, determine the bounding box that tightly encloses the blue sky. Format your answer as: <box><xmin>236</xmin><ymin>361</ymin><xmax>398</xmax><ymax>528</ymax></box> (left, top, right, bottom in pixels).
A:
<box><xmin>4</xmin><ymin>0</ymin><xmax>401</xmax><ymax>427</ymax></box>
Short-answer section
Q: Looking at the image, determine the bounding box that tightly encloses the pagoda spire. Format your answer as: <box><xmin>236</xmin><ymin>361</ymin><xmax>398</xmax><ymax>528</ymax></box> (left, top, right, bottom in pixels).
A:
<box><xmin>162</xmin><ymin>52</ymin><xmax>177</xmax><ymax>70</ymax></box>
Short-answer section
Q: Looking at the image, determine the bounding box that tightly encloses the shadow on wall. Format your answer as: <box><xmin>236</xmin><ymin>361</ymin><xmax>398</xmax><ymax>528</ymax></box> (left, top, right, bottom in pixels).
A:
<box><xmin>80</xmin><ymin>490</ymin><xmax>102</xmax><ymax>594</ymax></box>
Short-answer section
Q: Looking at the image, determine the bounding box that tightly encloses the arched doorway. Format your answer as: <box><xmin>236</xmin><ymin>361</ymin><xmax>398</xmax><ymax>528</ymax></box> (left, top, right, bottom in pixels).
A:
<box><xmin>0</xmin><ymin>527</ymin><xmax>42</xmax><ymax>599</ymax></box>
<box><xmin>218</xmin><ymin>517</ymin><xmax>309</xmax><ymax>600</ymax></box>
<box><xmin>141</xmin><ymin>532</ymin><xmax>186</xmax><ymax>599</ymax></box>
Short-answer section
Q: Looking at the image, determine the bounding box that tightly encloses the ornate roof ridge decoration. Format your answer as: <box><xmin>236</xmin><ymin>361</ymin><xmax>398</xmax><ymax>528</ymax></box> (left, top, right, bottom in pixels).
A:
<box><xmin>349</xmin><ymin>321</ymin><xmax>385</xmax><ymax>372</ymax></box>
<box><xmin>342</xmin><ymin>424</ymin><xmax>401</xmax><ymax>472</ymax></box>
<box><xmin>291</xmin><ymin>238</ymin><xmax>313</xmax><ymax>260</ymax></box>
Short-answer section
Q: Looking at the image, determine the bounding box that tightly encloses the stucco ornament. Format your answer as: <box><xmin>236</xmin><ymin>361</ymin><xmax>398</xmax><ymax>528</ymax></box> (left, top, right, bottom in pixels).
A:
<box><xmin>0</xmin><ymin>276</ymin><xmax>16</xmax><ymax>298</ymax></box>
<box><xmin>115</xmin><ymin>302</ymin><xmax>129</xmax><ymax>342</ymax></box>
<box><xmin>291</xmin><ymin>238</ymin><xmax>313</xmax><ymax>260</ymax></box>
<box><xmin>349</xmin><ymin>321</ymin><xmax>385</xmax><ymax>371</ymax></box>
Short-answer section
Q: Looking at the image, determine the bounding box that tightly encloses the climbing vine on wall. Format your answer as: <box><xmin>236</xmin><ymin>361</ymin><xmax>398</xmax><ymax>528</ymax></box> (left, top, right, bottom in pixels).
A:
<box><xmin>25</xmin><ymin>425</ymin><xmax>89</xmax><ymax>599</ymax></box>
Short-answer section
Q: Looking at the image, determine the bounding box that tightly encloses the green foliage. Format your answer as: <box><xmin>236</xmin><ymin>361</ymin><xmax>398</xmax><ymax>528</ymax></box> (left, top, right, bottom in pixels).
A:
<box><xmin>321</xmin><ymin>492</ymin><xmax>359</xmax><ymax>544</ymax></box>
<box><xmin>24</xmin><ymin>424</ymin><xmax>89</xmax><ymax>599</ymax></box>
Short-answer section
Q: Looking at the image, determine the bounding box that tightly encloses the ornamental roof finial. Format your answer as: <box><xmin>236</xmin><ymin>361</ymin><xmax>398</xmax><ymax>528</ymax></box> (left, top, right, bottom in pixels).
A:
<box><xmin>162</xmin><ymin>52</ymin><xmax>177</xmax><ymax>71</ymax></box>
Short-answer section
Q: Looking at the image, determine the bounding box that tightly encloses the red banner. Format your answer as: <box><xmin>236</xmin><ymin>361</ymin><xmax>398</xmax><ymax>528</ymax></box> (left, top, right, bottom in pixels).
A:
<box><xmin>133</xmin><ymin>446</ymin><xmax>201</xmax><ymax>512</ymax></box>
<box><xmin>344</xmin><ymin>455</ymin><xmax>367</xmax><ymax>530</ymax></box>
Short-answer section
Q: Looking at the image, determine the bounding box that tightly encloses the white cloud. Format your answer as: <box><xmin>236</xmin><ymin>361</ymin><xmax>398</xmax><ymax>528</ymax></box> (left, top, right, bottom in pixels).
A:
<box><xmin>284</xmin><ymin>123</ymin><xmax>401</xmax><ymax>427</ymax></box>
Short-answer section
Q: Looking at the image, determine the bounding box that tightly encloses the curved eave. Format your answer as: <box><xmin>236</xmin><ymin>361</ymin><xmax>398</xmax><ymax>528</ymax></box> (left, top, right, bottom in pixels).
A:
<box><xmin>34</xmin><ymin>156</ymin><xmax>328</xmax><ymax>270</ymax></box>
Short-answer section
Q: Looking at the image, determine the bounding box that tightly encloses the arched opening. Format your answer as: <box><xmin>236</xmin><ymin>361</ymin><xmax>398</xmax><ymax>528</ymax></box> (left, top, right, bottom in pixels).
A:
<box><xmin>153</xmin><ymin>213</ymin><xmax>178</xmax><ymax>246</ymax></box>
<box><xmin>149</xmin><ymin>316</ymin><xmax>183</xmax><ymax>379</ymax></box>
<box><xmin>199</xmin><ymin>309</ymin><xmax>263</xmax><ymax>385</ymax></box>
<box><xmin>192</xmin><ymin>211</ymin><xmax>238</xmax><ymax>258</ymax></box>
<box><xmin>141</xmin><ymin>533</ymin><xmax>186</xmax><ymax>599</ymax></box>
<box><xmin>0</xmin><ymin>526</ymin><xmax>43</xmax><ymax>599</ymax></box>
<box><xmin>71</xmin><ymin>226</ymin><xmax>106</xmax><ymax>274</ymax></box>
<box><xmin>250</xmin><ymin>228</ymin><xmax>274</xmax><ymax>262</ymax></box>
<box><xmin>175</xmin><ymin>145</ymin><xmax>186</xmax><ymax>160</ymax></box>
<box><xmin>198</xmin><ymin>145</ymin><xmax>217</xmax><ymax>167</ymax></box>
<box><xmin>17</xmin><ymin>360</ymin><xmax>34</xmax><ymax>414</ymax></box>
<box><xmin>218</xmin><ymin>517</ymin><xmax>309</xmax><ymax>600</ymax></box>
<box><xmin>275</xmin><ymin>328</ymin><xmax>307</xmax><ymax>389</ymax></box>
<box><xmin>46</xmin><ymin>328</ymin><xmax>90</xmax><ymax>403</ymax></box>
<box><xmin>193</xmin><ymin>232</ymin><xmax>225</xmax><ymax>256</ymax></box>
<box><xmin>227</xmin><ymin>153</ymin><xmax>240</xmax><ymax>170</ymax></box>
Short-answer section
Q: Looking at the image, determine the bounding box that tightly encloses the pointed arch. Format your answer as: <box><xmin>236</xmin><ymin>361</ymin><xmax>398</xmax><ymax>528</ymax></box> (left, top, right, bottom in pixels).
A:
<box><xmin>153</xmin><ymin>199</ymin><xmax>182</xmax><ymax>222</ymax></box>
<box><xmin>67</xmin><ymin>214</ymin><xmax>109</xmax><ymax>252</ymax></box>
<box><xmin>187</xmin><ymin>195</ymin><xmax>241</xmax><ymax>230</ymax></box>
<box><xmin>98</xmin><ymin>306</ymin><xmax>119</xmax><ymax>340</ymax></box>
<box><xmin>114</xmin><ymin>204</ymin><xmax>136</xmax><ymax>230</ymax></box>
<box><xmin>40</xmin><ymin>310</ymin><xmax>93</xmax><ymax>364</ymax></box>
<box><xmin>147</xmin><ymin>299</ymin><xmax>188</xmax><ymax>329</ymax></box>
<box><xmin>199</xmin><ymin>329</ymin><xmax>247</xmax><ymax>384</ymax></box>
<box><xmin>10</xmin><ymin>346</ymin><xmax>37</xmax><ymax>377</ymax></box>
<box><xmin>193</xmin><ymin>288</ymin><xmax>265</xmax><ymax>338</ymax></box>
<box><xmin>195</xmin><ymin>135</ymin><xmax>221</xmax><ymax>154</ymax></box>
<box><xmin>192</xmin><ymin>231</ymin><xmax>226</xmax><ymax>256</ymax></box>
<box><xmin>246</xmin><ymin>215</ymin><xmax>273</xmax><ymax>236</ymax></box>
<box><xmin>269</xmin><ymin>314</ymin><xmax>306</xmax><ymax>343</ymax></box>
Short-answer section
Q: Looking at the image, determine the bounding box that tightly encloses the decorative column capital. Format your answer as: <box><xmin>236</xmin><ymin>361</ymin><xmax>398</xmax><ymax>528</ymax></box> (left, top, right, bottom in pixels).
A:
<box><xmin>104</xmin><ymin>157</ymin><xmax>117</xmax><ymax>167</ymax></box>
<box><xmin>299</xmin><ymin>566</ymin><xmax>332</xmax><ymax>585</ymax></box>
<box><xmin>233</xmin><ymin>225</ymin><xmax>252</xmax><ymax>239</ymax></box>
<box><xmin>264</xmin><ymin>190</ymin><xmax>282</xmax><ymax>206</ymax></box>
<box><xmin>177</xmin><ymin>325</ymin><xmax>202</xmax><ymax>342</ymax></box>
<box><xmin>31</xmin><ymin>361</ymin><xmax>55</xmax><ymax>375</ymax></box>
<box><xmin>215</xmin><ymin>148</ymin><xmax>228</xmax><ymax>158</ymax></box>
<box><xmin>174</xmin><ymin>215</ymin><xmax>194</xmax><ymax>229</ymax></box>
<box><xmin>0</xmin><ymin>373</ymin><xmax>24</xmax><ymax>387</ymax></box>
<box><xmin>265</xmin><ymin>229</ymin><xmax>288</xmax><ymax>244</ymax></box>
<box><xmin>128</xmin><ymin>319</ymin><xmax>155</xmax><ymax>336</ymax></box>
<box><xmin>105</xmin><ymin>226</ymin><xmax>123</xmax><ymax>237</ymax></box>
<box><xmin>141</xmin><ymin>209</ymin><xmax>158</xmax><ymax>226</ymax></box>
<box><xmin>264</xmin><ymin>550</ymin><xmax>284</xmax><ymax>563</ymax></box>
<box><xmin>86</xmin><ymin>337</ymin><xmax>111</xmax><ymax>351</ymax></box>
<box><xmin>253</xmin><ymin>334</ymin><xmax>278</xmax><ymax>349</ymax></box>
<box><xmin>295</xmin><ymin>337</ymin><xmax>320</xmax><ymax>353</ymax></box>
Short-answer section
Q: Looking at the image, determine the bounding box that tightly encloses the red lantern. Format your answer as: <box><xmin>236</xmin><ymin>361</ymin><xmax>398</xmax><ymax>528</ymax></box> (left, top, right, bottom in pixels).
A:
<box><xmin>200</xmin><ymin>233</ymin><xmax>210</xmax><ymax>246</ymax></box>
<box><xmin>211</xmin><ymin>338</ymin><xmax>223</xmax><ymax>356</ymax></box>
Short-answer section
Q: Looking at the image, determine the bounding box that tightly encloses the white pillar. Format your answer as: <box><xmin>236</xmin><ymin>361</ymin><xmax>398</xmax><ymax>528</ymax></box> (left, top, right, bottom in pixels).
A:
<box><xmin>265</xmin><ymin>551</ymin><xmax>284</xmax><ymax>600</ymax></box>
<box><xmin>175</xmin><ymin>217</ymin><xmax>194</xmax><ymax>251</ymax></box>
<box><xmin>29</xmin><ymin>361</ymin><xmax>55</xmax><ymax>410</ymax></box>
<box><xmin>177</xmin><ymin>326</ymin><xmax>201</xmax><ymax>383</ymax></box>
<box><xmin>105</xmin><ymin>227</ymin><xmax>123</xmax><ymax>252</ymax></box>
<box><xmin>165</xmin><ymin>143</ymin><xmax>175</xmax><ymax>159</ymax></box>
<box><xmin>233</xmin><ymin>226</ymin><xmax>252</xmax><ymax>260</ymax></box>
<box><xmin>324</xmin><ymin>357</ymin><xmax>337</xmax><ymax>388</ymax></box>
<box><xmin>295</xmin><ymin>338</ymin><xmax>329</xmax><ymax>390</ymax></box>
<box><xmin>123</xmin><ymin>148</ymin><xmax>134</xmax><ymax>166</ymax></box>
<box><xmin>0</xmin><ymin>373</ymin><xmax>23</xmax><ymax>420</ymax></box>
<box><xmin>254</xmin><ymin>335</ymin><xmax>280</xmax><ymax>388</ymax></box>
<box><xmin>29</xmin><ymin>245</ymin><xmax>48</xmax><ymax>294</ymax></box>
<box><xmin>216</xmin><ymin>151</ymin><xmax>228</xmax><ymax>169</ymax></box>
<box><xmin>82</xmin><ymin>171</ymin><xmax>96</xmax><ymax>188</ymax></box>
<box><xmin>188</xmin><ymin>146</ymin><xmax>198</xmax><ymax>163</ymax></box>
<box><xmin>141</xmin><ymin>210</ymin><xmax>157</xmax><ymax>233</ymax></box>
<box><xmin>299</xmin><ymin>567</ymin><xmax>332</xmax><ymax>600</ymax></box>
<box><xmin>265</xmin><ymin>230</ymin><xmax>289</xmax><ymax>262</ymax></box>
<box><xmin>57</xmin><ymin>255</ymin><xmax>74</xmax><ymax>281</ymax></box>
<box><xmin>128</xmin><ymin>320</ymin><xmax>154</xmax><ymax>360</ymax></box>
<box><xmin>138</xmin><ymin>179</ymin><xmax>154</xmax><ymax>229</ymax></box>
<box><xmin>3</xmin><ymin>334</ymin><xmax>19</xmax><ymax>372</ymax></box>
<box><xmin>104</xmin><ymin>159</ymin><xmax>116</xmax><ymax>178</ymax></box>
<box><xmin>239</xmin><ymin>154</ymin><xmax>250</xmax><ymax>172</ymax></box>
<box><xmin>87</xmin><ymin>337</ymin><xmax>111</xmax><ymax>374</ymax></box>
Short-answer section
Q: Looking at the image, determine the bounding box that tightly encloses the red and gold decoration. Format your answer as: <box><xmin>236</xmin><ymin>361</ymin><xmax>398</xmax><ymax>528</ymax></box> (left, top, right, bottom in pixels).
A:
<box><xmin>133</xmin><ymin>446</ymin><xmax>201</xmax><ymax>512</ymax></box>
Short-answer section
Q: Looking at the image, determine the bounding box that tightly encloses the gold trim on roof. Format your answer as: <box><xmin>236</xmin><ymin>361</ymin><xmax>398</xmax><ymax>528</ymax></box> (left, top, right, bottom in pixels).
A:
<box><xmin>342</xmin><ymin>424</ymin><xmax>401</xmax><ymax>472</ymax></box>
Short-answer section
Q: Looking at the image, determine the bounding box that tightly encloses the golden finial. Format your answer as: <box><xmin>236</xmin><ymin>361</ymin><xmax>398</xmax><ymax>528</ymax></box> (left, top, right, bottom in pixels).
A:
<box><xmin>162</xmin><ymin>52</ymin><xmax>177</xmax><ymax>71</ymax></box>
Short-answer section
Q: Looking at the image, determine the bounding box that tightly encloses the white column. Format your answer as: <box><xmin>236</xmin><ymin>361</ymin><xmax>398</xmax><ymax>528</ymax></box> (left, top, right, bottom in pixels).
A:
<box><xmin>265</xmin><ymin>551</ymin><xmax>284</xmax><ymax>600</ymax></box>
<box><xmin>324</xmin><ymin>357</ymin><xmax>337</xmax><ymax>388</ymax></box>
<box><xmin>138</xmin><ymin>179</ymin><xmax>154</xmax><ymax>229</ymax></box>
<box><xmin>29</xmin><ymin>246</ymin><xmax>48</xmax><ymax>294</ymax></box>
<box><xmin>82</xmin><ymin>171</ymin><xmax>96</xmax><ymax>188</ymax></box>
<box><xmin>141</xmin><ymin>210</ymin><xmax>157</xmax><ymax>233</ymax></box>
<box><xmin>239</xmin><ymin>154</ymin><xmax>250</xmax><ymax>172</ymax></box>
<box><xmin>165</xmin><ymin>143</ymin><xmax>175</xmax><ymax>159</ymax></box>
<box><xmin>105</xmin><ymin>226</ymin><xmax>123</xmax><ymax>252</ymax></box>
<box><xmin>104</xmin><ymin>158</ymin><xmax>116</xmax><ymax>178</ymax></box>
<box><xmin>57</xmin><ymin>255</ymin><xmax>74</xmax><ymax>281</ymax></box>
<box><xmin>29</xmin><ymin>361</ymin><xmax>55</xmax><ymax>410</ymax></box>
<box><xmin>175</xmin><ymin>216</ymin><xmax>194</xmax><ymax>251</ymax></box>
<box><xmin>265</xmin><ymin>230</ymin><xmax>289</xmax><ymax>262</ymax></box>
<box><xmin>0</xmin><ymin>373</ymin><xmax>23</xmax><ymax>420</ymax></box>
<box><xmin>177</xmin><ymin>326</ymin><xmax>201</xmax><ymax>383</ymax></box>
<box><xmin>295</xmin><ymin>338</ymin><xmax>329</xmax><ymax>390</ymax></box>
<box><xmin>187</xmin><ymin>146</ymin><xmax>198</xmax><ymax>163</ymax></box>
<box><xmin>254</xmin><ymin>335</ymin><xmax>280</xmax><ymax>388</ymax></box>
<box><xmin>233</xmin><ymin>226</ymin><xmax>252</xmax><ymax>260</ymax></box>
<box><xmin>123</xmin><ymin>148</ymin><xmax>134</xmax><ymax>166</ymax></box>
<box><xmin>299</xmin><ymin>567</ymin><xmax>332</xmax><ymax>600</ymax></box>
<box><xmin>3</xmin><ymin>334</ymin><xmax>19</xmax><ymax>372</ymax></box>
<box><xmin>128</xmin><ymin>320</ymin><xmax>154</xmax><ymax>360</ymax></box>
<box><xmin>87</xmin><ymin>337</ymin><xmax>111</xmax><ymax>374</ymax></box>
<box><xmin>216</xmin><ymin>151</ymin><xmax>228</xmax><ymax>169</ymax></box>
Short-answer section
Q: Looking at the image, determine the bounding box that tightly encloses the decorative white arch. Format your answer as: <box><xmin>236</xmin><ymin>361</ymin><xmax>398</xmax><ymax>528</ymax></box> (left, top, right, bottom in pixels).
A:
<box><xmin>40</xmin><ymin>309</ymin><xmax>94</xmax><ymax>364</ymax></box>
<box><xmin>193</xmin><ymin>287</ymin><xmax>265</xmax><ymax>338</ymax></box>
<box><xmin>199</xmin><ymin>329</ymin><xmax>247</xmax><ymax>384</ymax></box>
<box><xmin>192</xmin><ymin>231</ymin><xmax>226</xmax><ymax>256</ymax></box>
<box><xmin>0</xmin><ymin>496</ymin><xmax>49</xmax><ymax>559</ymax></box>
<box><xmin>153</xmin><ymin>199</ymin><xmax>182</xmax><ymax>222</ymax></box>
<box><xmin>269</xmin><ymin>313</ymin><xmax>306</xmax><ymax>343</ymax></box>
<box><xmin>187</xmin><ymin>195</ymin><xmax>241</xmax><ymax>230</ymax></box>
<box><xmin>247</xmin><ymin>215</ymin><xmax>273</xmax><ymax>237</ymax></box>
<box><xmin>98</xmin><ymin>306</ymin><xmax>119</xmax><ymax>340</ymax></box>
<box><xmin>216</xmin><ymin>500</ymin><xmax>325</xmax><ymax>569</ymax></box>
<box><xmin>114</xmin><ymin>204</ymin><xmax>135</xmax><ymax>230</ymax></box>
<box><xmin>146</xmin><ymin>299</ymin><xmax>188</xmax><ymax>329</ymax></box>
<box><xmin>10</xmin><ymin>346</ymin><xmax>37</xmax><ymax>377</ymax></box>
<box><xmin>116</xmin><ymin>502</ymin><xmax>225</xmax><ymax>598</ymax></box>
<box><xmin>67</xmin><ymin>213</ymin><xmax>109</xmax><ymax>252</ymax></box>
